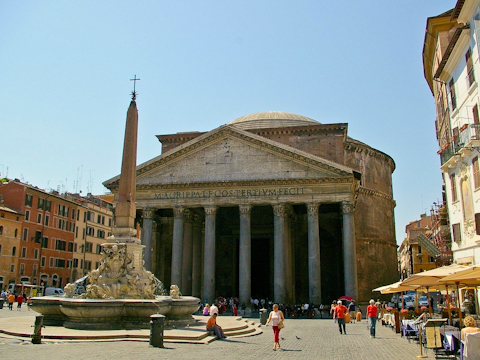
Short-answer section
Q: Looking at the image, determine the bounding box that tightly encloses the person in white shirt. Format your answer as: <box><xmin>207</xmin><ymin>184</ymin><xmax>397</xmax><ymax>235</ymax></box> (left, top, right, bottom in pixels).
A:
<box><xmin>210</xmin><ymin>303</ymin><xmax>219</xmax><ymax>316</ymax></box>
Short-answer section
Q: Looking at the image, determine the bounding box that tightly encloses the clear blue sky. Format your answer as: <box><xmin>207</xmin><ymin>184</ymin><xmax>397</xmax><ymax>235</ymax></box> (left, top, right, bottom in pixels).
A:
<box><xmin>1</xmin><ymin>1</ymin><xmax>453</xmax><ymax>244</ymax></box>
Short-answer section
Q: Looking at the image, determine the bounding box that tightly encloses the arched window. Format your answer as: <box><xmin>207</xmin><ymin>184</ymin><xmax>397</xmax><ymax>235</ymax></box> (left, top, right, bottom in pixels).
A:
<box><xmin>12</xmin><ymin>246</ymin><xmax>16</xmax><ymax>257</ymax></box>
<box><xmin>0</xmin><ymin>226</ymin><xmax>3</xmax><ymax>235</ymax></box>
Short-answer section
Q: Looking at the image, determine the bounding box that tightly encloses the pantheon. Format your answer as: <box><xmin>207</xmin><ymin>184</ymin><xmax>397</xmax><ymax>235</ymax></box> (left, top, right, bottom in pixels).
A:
<box><xmin>104</xmin><ymin>111</ymin><xmax>398</xmax><ymax>305</ymax></box>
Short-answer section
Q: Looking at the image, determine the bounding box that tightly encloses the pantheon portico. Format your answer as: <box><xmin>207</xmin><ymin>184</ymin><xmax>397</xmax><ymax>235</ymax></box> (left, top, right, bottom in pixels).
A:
<box><xmin>104</xmin><ymin>111</ymin><xmax>398</xmax><ymax>305</ymax></box>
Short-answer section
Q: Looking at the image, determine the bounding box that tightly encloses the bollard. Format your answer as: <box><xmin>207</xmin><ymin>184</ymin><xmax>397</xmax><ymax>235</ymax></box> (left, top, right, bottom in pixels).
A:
<box><xmin>150</xmin><ymin>314</ymin><xmax>166</xmax><ymax>348</ymax></box>
<box><xmin>259</xmin><ymin>308</ymin><xmax>268</xmax><ymax>325</ymax></box>
<box><xmin>32</xmin><ymin>315</ymin><xmax>44</xmax><ymax>344</ymax></box>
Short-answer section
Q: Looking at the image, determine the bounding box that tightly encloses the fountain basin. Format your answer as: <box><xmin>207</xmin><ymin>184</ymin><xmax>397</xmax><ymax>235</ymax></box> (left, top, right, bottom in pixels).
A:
<box><xmin>31</xmin><ymin>296</ymin><xmax>200</xmax><ymax>330</ymax></box>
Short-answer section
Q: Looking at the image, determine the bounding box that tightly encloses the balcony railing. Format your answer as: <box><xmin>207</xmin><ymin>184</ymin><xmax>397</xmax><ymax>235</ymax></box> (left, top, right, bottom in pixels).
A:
<box><xmin>439</xmin><ymin>123</ymin><xmax>480</xmax><ymax>165</ymax></box>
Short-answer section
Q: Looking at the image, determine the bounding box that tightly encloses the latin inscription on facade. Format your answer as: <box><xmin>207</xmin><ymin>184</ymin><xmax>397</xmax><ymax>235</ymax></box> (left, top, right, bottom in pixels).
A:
<box><xmin>154</xmin><ymin>187</ymin><xmax>305</xmax><ymax>200</ymax></box>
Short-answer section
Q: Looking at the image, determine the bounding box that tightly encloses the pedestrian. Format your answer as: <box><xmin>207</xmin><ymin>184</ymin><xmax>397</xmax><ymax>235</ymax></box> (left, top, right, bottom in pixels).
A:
<box><xmin>348</xmin><ymin>300</ymin><xmax>356</xmax><ymax>323</ymax></box>
<box><xmin>367</xmin><ymin>299</ymin><xmax>378</xmax><ymax>338</ymax></box>
<box><xmin>334</xmin><ymin>300</ymin><xmax>348</xmax><ymax>335</ymax></box>
<box><xmin>265</xmin><ymin>303</ymin><xmax>285</xmax><ymax>351</ymax></box>
<box><xmin>16</xmin><ymin>293</ymin><xmax>24</xmax><ymax>311</ymax></box>
<box><xmin>330</xmin><ymin>300</ymin><xmax>337</xmax><ymax>322</ymax></box>
<box><xmin>206</xmin><ymin>313</ymin><xmax>226</xmax><ymax>339</ymax></box>
<box><xmin>210</xmin><ymin>302</ymin><xmax>219</xmax><ymax>316</ymax></box>
<box><xmin>27</xmin><ymin>296</ymin><xmax>32</xmax><ymax>311</ymax></box>
<box><xmin>203</xmin><ymin>303</ymin><xmax>210</xmax><ymax>316</ymax></box>
<box><xmin>8</xmin><ymin>293</ymin><xmax>15</xmax><ymax>311</ymax></box>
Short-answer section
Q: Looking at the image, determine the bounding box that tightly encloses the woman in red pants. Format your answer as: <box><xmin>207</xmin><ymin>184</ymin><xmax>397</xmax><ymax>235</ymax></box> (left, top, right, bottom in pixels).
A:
<box><xmin>266</xmin><ymin>304</ymin><xmax>285</xmax><ymax>350</ymax></box>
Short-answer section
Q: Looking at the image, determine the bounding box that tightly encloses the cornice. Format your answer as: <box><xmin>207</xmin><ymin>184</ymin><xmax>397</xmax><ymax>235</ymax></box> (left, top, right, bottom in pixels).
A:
<box><xmin>344</xmin><ymin>141</ymin><xmax>396</xmax><ymax>171</ymax></box>
<box><xmin>109</xmin><ymin>177</ymin><xmax>354</xmax><ymax>192</ymax></box>
<box><xmin>248</xmin><ymin>123</ymin><xmax>347</xmax><ymax>137</ymax></box>
<box><xmin>358</xmin><ymin>186</ymin><xmax>395</xmax><ymax>204</ymax></box>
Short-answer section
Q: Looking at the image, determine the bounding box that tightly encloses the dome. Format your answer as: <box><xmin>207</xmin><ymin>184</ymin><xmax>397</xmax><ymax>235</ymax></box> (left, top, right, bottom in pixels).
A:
<box><xmin>227</xmin><ymin>111</ymin><xmax>320</xmax><ymax>130</ymax></box>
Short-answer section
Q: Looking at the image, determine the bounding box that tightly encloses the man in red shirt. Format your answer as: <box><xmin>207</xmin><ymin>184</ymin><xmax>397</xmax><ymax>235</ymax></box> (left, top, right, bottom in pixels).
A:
<box><xmin>335</xmin><ymin>300</ymin><xmax>348</xmax><ymax>334</ymax></box>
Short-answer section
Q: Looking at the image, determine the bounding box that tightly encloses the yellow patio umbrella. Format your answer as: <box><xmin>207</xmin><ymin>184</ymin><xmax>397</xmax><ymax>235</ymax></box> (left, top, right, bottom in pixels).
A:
<box><xmin>400</xmin><ymin>264</ymin><xmax>467</xmax><ymax>319</ymax></box>
<box><xmin>437</xmin><ymin>265</ymin><xmax>480</xmax><ymax>318</ymax></box>
<box><xmin>372</xmin><ymin>282</ymin><xmax>401</xmax><ymax>293</ymax></box>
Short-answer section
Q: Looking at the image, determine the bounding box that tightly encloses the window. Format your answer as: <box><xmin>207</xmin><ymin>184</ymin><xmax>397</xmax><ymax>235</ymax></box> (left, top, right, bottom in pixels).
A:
<box><xmin>418</xmin><ymin>256</ymin><xmax>423</xmax><ymax>264</ymax></box>
<box><xmin>418</xmin><ymin>245</ymin><xmax>422</xmax><ymax>254</ymax></box>
<box><xmin>41</xmin><ymin>256</ymin><xmax>46</xmax><ymax>267</ymax></box>
<box><xmin>86</xmin><ymin>226</ymin><xmax>94</xmax><ymax>236</ymax></box>
<box><xmin>0</xmin><ymin>244</ymin><xmax>2</xmax><ymax>254</ymax></box>
<box><xmin>19</xmin><ymin>263</ymin><xmax>25</xmax><ymax>275</ymax></box>
<box><xmin>25</xmin><ymin>194</ymin><xmax>33</xmax><ymax>207</ymax></box>
<box><xmin>429</xmin><ymin>256</ymin><xmax>435</xmax><ymax>263</ymax></box>
<box><xmin>45</xmin><ymin>215</ymin><xmax>49</xmax><ymax>226</ymax></box>
<box><xmin>23</xmin><ymin>228</ymin><xmax>28</xmax><ymax>241</ymax></box>
<box><xmin>0</xmin><ymin>226</ymin><xmax>3</xmax><ymax>235</ymax></box>
<box><xmin>476</xmin><ymin>213</ymin><xmax>480</xmax><ymax>235</ymax></box>
<box><xmin>96</xmin><ymin>244</ymin><xmax>102</xmax><ymax>254</ymax></box>
<box><xmin>33</xmin><ymin>264</ymin><xmax>37</xmax><ymax>276</ymax></box>
<box><xmin>55</xmin><ymin>259</ymin><xmax>66</xmax><ymax>268</ymax></box>
<box><xmin>108</xmin><ymin>218</ymin><xmax>112</xmax><ymax>227</ymax></box>
<box><xmin>85</xmin><ymin>242</ymin><xmax>93</xmax><ymax>253</ymax></box>
<box><xmin>38</xmin><ymin>198</ymin><xmax>44</xmax><ymax>210</ymax></box>
<box><xmin>49</xmin><ymin>257</ymin><xmax>54</xmax><ymax>267</ymax></box>
<box><xmin>97</xmin><ymin>229</ymin><xmax>105</xmax><ymax>238</ymax></box>
<box><xmin>453</xmin><ymin>223</ymin><xmax>461</xmax><ymax>242</ymax></box>
<box><xmin>0</xmin><ymin>212</ymin><xmax>3</xmax><ymax>218</ymax></box>
<box><xmin>84</xmin><ymin>261</ymin><xmax>92</xmax><ymax>271</ymax></box>
<box><xmin>45</xmin><ymin>200</ymin><xmax>51</xmax><ymax>212</ymax></box>
<box><xmin>55</xmin><ymin>239</ymin><xmax>66</xmax><ymax>251</ymax></box>
<box><xmin>21</xmin><ymin>247</ymin><xmax>26</xmax><ymax>258</ymax></box>
<box><xmin>34</xmin><ymin>230</ymin><xmax>41</xmax><ymax>243</ymax></box>
<box><xmin>14</xmin><ymin>229</ymin><xmax>17</xmax><ymax>238</ymax></box>
<box><xmin>12</xmin><ymin>246</ymin><xmax>16</xmax><ymax>256</ymax></box>
<box><xmin>75</xmin><ymin>226</ymin><xmax>78</xmax><ymax>237</ymax></box>
<box><xmin>68</xmin><ymin>242</ymin><xmax>74</xmax><ymax>252</ymax></box>
<box><xmin>71</xmin><ymin>209</ymin><xmax>75</xmax><ymax>220</ymax></box>
<box><xmin>25</xmin><ymin>210</ymin><xmax>30</xmax><ymax>221</ymax></box>
<box><xmin>10</xmin><ymin>264</ymin><xmax>14</xmax><ymax>272</ymax></box>
<box><xmin>73</xmin><ymin>258</ymin><xmax>78</xmax><ymax>268</ymax></box>
<box><xmin>450</xmin><ymin>173</ymin><xmax>458</xmax><ymax>202</ymax></box>
<box><xmin>34</xmin><ymin>249</ymin><xmax>39</xmax><ymax>259</ymax></box>
<box><xmin>41</xmin><ymin>236</ymin><xmax>48</xmax><ymax>248</ymax></box>
<box><xmin>474</xmin><ymin>157</ymin><xmax>480</xmax><ymax>190</ymax></box>
<box><xmin>449</xmin><ymin>79</ymin><xmax>457</xmax><ymax>110</ymax></box>
<box><xmin>37</xmin><ymin>213</ymin><xmax>42</xmax><ymax>224</ymax></box>
<box><xmin>473</xmin><ymin>104</ymin><xmax>479</xmax><ymax>124</ymax></box>
<box><xmin>67</xmin><ymin>260</ymin><xmax>72</xmax><ymax>269</ymax></box>
<box><xmin>466</xmin><ymin>48</ymin><xmax>475</xmax><ymax>87</ymax></box>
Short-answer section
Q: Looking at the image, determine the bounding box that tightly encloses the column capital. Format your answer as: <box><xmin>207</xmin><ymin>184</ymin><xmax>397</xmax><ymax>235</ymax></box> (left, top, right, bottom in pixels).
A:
<box><xmin>239</xmin><ymin>204</ymin><xmax>252</xmax><ymax>216</ymax></box>
<box><xmin>307</xmin><ymin>203</ymin><xmax>320</xmax><ymax>216</ymax></box>
<box><xmin>273</xmin><ymin>203</ymin><xmax>286</xmax><ymax>217</ymax></box>
<box><xmin>341</xmin><ymin>201</ymin><xmax>355</xmax><ymax>214</ymax></box>
<box><xmin>184</xmin><ymin>209</ymin><xmax>193</xmax><ymax>223</ymax></box>
<box><xmin>173</xmin><ymin>206</ymin><xmax>185</xmax><ymax>218</ymax></box>
<box><xmin>142</xmin><ymin>207</ymin><xmax>155</xmax><ymax>219</ymax></box>
<box><xmin>204</xmin><ymin>205</ymin><xmax>217</xmax><ymax>216</ymax></box>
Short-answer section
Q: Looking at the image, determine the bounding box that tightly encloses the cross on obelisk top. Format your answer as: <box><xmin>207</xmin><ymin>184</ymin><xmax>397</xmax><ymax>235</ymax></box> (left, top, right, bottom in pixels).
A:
<box><xmin>130</xmin><ymin>75</ymin><xmax>140</xmax><ymax>100</ymax></box>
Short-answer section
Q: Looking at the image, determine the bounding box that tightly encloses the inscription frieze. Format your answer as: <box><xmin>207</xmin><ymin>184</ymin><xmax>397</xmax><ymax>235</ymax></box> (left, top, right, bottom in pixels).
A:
<box><xmin>153</xmin><ymin>187</ymin><xmax>305</xmax><ymax>200</ymax></box>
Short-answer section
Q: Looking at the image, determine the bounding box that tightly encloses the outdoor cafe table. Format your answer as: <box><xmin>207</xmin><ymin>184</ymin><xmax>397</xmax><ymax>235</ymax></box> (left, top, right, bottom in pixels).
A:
<box><xmin>401</xmin><ymin>319</ymin><xmax>419</xmax><ymax>337</ymax></box>
<box><xmin>383</xmin><ymin>313</ymin><xmax>395</xmax><ymax>328</ymax></box>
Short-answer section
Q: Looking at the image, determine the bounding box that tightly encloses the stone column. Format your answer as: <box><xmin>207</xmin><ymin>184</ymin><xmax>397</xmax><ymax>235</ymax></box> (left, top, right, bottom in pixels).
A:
<box><xmin>273</xmin><ymin>204</ymin><xmax>286</xmax><ymax>304</ymax></box>
<box><xmin>171</xmin><ymin>206</ymin><xmax>184</xmax><ymax>289</ymax></box>
<box><xmin>192</xmin><ymin>214</ymin><xmax>203</xmax><ymax>298</ymax></box>
<box><xmin>181</xmin><ymin>209</ymin><xmax>193</xmax><ymax>295</ymax></box>
<box><xmin>307</xmin><ymin>203</ymin><xmax>321</xmax><ymax>304</ymax></box>
<box><xmin>342</xmin><ymin>201</ymin><xmax>358</xmax><ymax>300</ymax></box>
<box><xmin>203</xmin><ymin>206</ymin><xmax>217</xmax><ymax>303</ymax></box>
<box><xmin>239</xmin><ymin>204</ymin><xmax>252</xmax><ymax>308</ymax></box>
<box><xmin>285</xmin><ymin>206</ymin><xmax>295</xmax><ymax>304</ymax></box>
<box><xmin>141</xmin><ymin>208</ymin><xmax>155</xmax><ymax>272</ymax></box>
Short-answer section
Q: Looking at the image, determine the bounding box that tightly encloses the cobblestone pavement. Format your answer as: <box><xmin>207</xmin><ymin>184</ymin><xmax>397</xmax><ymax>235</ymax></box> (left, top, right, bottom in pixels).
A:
<box><xmin>0</xmin><ymin>307</ymin><xmax>432</xmax><ymax>360</ymax></box>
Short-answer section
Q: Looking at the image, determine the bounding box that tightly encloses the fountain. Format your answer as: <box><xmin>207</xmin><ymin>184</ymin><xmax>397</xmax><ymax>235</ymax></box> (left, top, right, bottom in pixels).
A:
<box><xmin>31</xmin><ymin>88</ymin><xmax>200</xmax><ymax>330</ymax></box>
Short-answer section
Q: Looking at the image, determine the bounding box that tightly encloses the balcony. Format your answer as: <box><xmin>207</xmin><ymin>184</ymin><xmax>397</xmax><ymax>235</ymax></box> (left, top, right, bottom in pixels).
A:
<box><xmin>439</xmin><ymin>123</ymin><xmax>480</xmax><ymax>166</ymax></box>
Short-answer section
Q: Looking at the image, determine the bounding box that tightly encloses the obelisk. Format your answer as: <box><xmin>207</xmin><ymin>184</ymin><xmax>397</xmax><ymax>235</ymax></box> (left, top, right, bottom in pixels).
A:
<box><xmin>112</xmin><ymin>93</ymin><xmax>139</xmax><ymax>242</ymax></box>
<box><xmin>108</xmin><ymin>89</ymin><xmax>144</xmax><ymax>271</ymax></box>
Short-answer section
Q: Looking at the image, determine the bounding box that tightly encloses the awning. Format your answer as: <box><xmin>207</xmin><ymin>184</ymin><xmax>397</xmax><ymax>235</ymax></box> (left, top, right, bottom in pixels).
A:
<box><xmin>437</xmin><ymin>265</ymin><xmax>480</xmax><ymax>287</ymax></box>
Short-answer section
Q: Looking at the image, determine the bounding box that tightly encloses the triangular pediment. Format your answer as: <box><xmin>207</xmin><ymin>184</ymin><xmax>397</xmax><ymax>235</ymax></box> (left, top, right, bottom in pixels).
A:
<box><xmin>104</xmin><ymin>125</ymin><xmax>353</xmax><ymax>188</ymax></box>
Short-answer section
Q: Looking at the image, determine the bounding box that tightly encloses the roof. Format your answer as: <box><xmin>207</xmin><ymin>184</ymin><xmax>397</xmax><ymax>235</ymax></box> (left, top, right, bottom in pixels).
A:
<box><xmin>0</xmin><ymin>204</ymin><xmax>23</xmax><ymax>215</ymax></box>
<box><xmin>227</xmin><ymin>111</ymin><xmax>320</xmax><ymax>130</ymax></box>
<box><xmin>415</xmin><ymin>233</ymin><xmax>441</xmax><ymax>257</ymax></box>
